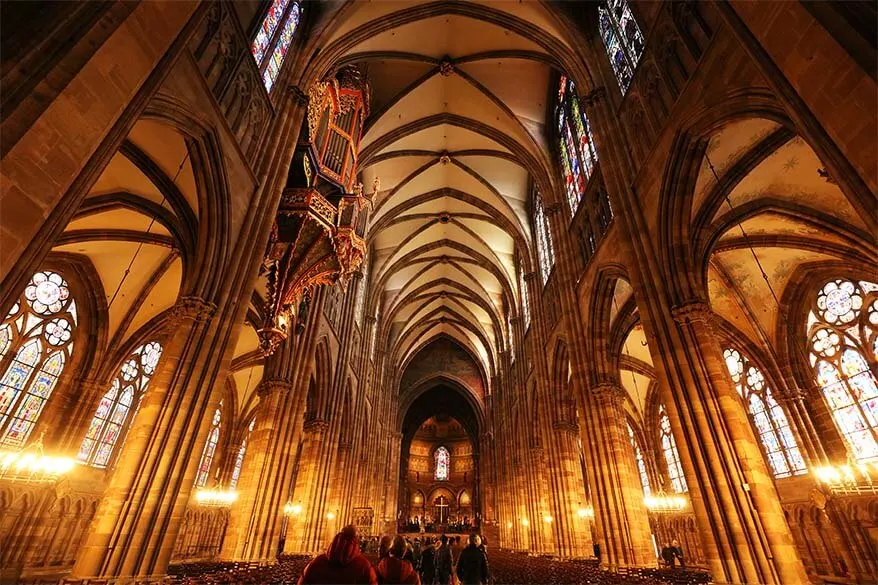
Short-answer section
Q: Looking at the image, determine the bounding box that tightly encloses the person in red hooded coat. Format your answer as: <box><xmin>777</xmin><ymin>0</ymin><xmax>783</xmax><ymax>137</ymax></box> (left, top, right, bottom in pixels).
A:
<box><xmin>298</xmin><ymin>525</ymin><xmax>378</xmax><ymax>585</ymax></box>
<box><xmin>375</xmin><ymin>535</ymin><xmax>421</xmax><ymax>585</ymax></box>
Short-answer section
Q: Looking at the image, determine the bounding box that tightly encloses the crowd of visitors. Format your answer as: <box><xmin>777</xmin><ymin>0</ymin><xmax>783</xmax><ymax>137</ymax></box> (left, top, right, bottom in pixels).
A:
<box><xmin>298</xmin><ymin>525</ymin><xmax>492</xmax><ymax>585</ymax></box>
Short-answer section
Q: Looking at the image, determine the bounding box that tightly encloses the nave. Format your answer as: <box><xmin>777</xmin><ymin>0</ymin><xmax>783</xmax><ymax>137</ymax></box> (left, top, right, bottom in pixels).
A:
<box><xmin>0</xmin><ymin>1</ymin><xmax>876</xmax><ymax>584</ymax></box>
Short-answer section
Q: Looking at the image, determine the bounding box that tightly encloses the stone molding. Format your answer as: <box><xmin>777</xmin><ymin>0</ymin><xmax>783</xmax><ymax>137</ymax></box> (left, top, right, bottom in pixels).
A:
<box><xmin>523</xmin><ymin>271</ymin><xmax>537</xmax><ymax>283</ymax></box>
<box><xmin>338</xmin><ymin>441</ymin><xmax>352</xmax><ymax>452</ymax></box>
<box><xmin>552</xmin><ymin>420</ymin><xmax>580</xmax><ymax>435</ymax></box>
<box><xmin>582</xmin><ymin>87</ymin><xmax>607</xmax><ymax>108</ymax></box>
<box><xmin>303</xmin><ymin>419</ymin><xmax>329</xmax><ymax>434</ymax></box>
<box><xmin>165</xmin><ymin>296</ymin><xmax>217</xmax><ymax>329</ymax></box>
<box><xmin>670</xmin><ymin>300</ymin><xmax>714</xmax><ymax>326</ymax></box>
<box><xmin>590</xmin><ymin>383</ymin><xmax>627</xmax><ymax>406</ymax></box>
<box><xmin>256</xmin><ymin>379</ymin><xmax>294</xmax><ymax>398</ymax></box>
<box><xmin>288</xmin><ymin>84</ymin><xmax>308</xmax><ymax>106</ymax></box>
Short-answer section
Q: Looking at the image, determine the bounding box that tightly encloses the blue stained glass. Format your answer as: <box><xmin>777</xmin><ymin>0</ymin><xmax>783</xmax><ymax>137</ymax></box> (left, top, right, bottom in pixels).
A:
<box><xmin>262</xmin><ymin>3</ymin><xmax>300</xmax><ymax>92</ymax></box>
<box><xmin>251</xmin><ymin>0</ymin><xmax>291</xmax><ymax>65</ymax></box>
<box><xmin>598</xmin><ymin>2</ymin><xmax>643</xmax><ymax>94</ymax></box>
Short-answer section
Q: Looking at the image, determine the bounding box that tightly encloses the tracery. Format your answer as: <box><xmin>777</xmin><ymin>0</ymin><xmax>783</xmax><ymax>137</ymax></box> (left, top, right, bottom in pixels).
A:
<box><xmin>556</xmin><ymin>76</ymin><xmax>599</xmax><ymax>214</ymax></box>
<box><xmin>195</xmin><ymin>406</ymin><xmax>222</xmax><ymax>488</ymax></box>
<box><xmin>598</xmin><ymin>0</ymin><xmax>646</xmax><ymax>93</ymax></box>
<box><xmin>659</xmin><ymin>404</ymin><xmax>687</xmax><ymax>493</ymax></box>
<box><xmin>0</xmin><ymin>270</ymin><xmax>77</xmax><ymax>447</ymax></box>
<box><xmin>78</xmin><ymin>341</ymin><xmax>164</xmax><ymax>468</ymax></box>
<box><xmin>251</xmin><ymin>0</ymin><xmax>302</xmax><ymax>92</ymax></box>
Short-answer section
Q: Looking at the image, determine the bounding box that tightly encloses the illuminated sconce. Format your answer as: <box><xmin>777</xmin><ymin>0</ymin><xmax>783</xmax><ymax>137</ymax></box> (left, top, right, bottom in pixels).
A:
<box><xmin>543</xmin><ymin>514</ymin><xmax>553</xmax><ymax>524</ymax></box>
<box><xmin>577</xmin><ymin>506</ymin><xmax>594</xmax><ymax>519</ymax></box>
<box><xmin>643</xmin><ymin>492</ymin><xmax>688</xmax><ymax>513</ymax></box>
<box><xmin>327</xmin><ymin>511</ymin><xmax>336</xmax><ymax>520</ymax></box>
<box><xmin>194</xmin><ymin>489</ymin><xmax>239</xmax><ymax>507</ymax></box>
<box><xmin>284</xmin><ymin>502</ymin><xmax>303</xmax><ymax>516</ymax></box>
<box><xmin>521</xmin><ymin>518</ymin><xmax>530</xmax><ymax>527</ymax></box>
<box><xmin>0</xmin><ymin>450</ymin><xmax>76</xmax><ymax>483</ymax></box>
<box><xmin>812</xmin><ymin>462</ymin><xmax>878</xmax><ymax>495</ymax></box>
<box><xmin>506</xmin><ymin>522</ymin><xmax>513</xmax><ymax>529</ymax></box>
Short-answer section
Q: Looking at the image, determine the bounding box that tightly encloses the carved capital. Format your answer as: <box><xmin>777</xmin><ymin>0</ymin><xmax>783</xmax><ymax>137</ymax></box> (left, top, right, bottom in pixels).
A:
<box><xmin>671</xmin><ymin>300</ymin><xmax>713</xmax><ymax>326</ymax></box>
<box><xmin>544</xmin><ymin>202</ymin><xmax>563</xmax><ymax>217</ymax></box>
<box><xmin>480</xmin><ymin>432</ymin><xmax>494</xmax><ymax>443</ymax></box>
<box><xmin>288</xmin><ymin>84</ymin><xmax>309</xmax><ymax>106</ymax></box>
<box><xmin>165</xmin><ymin>296</ymin><xmax>217</xmax><ymax>328</ymax></box>
<box><xmin>304</xmin><ymin>419</ymin><xmax>329</xmax><ymax>434</ymax></box>
<box><xmin>338</xmin><ymin>441</ymin><xmax>352</xmax><ymax>452</ymax></box>
<box><xmin>582</xmin><ymin>87</ymin><xmax>607</xmax><ymax>108</ymax></box>
<box><xmin>590</xmin><ymin>383</ymin><xmax>626</xmax><ymax>406</ymax></box>
<box><xmin>257</xmin><ymin>379</ymin><xmax>293</xmax><ymax>398</ymax></box>
<box><xmin>523</xmin><ymin>271</ymin><xmax>537</xmax><ymax>283</ymax></box>
<box><xmin>552</xmin><ymin>420</ymin><xmax>579</xmax><ymax>435</ymax></box>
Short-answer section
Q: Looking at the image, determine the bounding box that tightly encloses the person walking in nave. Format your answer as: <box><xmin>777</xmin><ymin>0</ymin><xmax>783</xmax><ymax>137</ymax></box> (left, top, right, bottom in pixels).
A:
<box><xmin>419</xmin><ymin>537</ymin><xmax>436</xmax><ymax>585</ymax></box>
<box><xmin>455</xmin><ymin>534</ymin><xmax>489</xmax><ymax>585</ymax></box>
<box><xmin>375</xmin><ymin>535</ymin><xmax>421</xmax><ymax>585</ymax></box>
<box><xmin>298</xmin><ymin>525</ymin><xmax>378</xmax><ymax>585</ymax></box>
<box><xmin>671</xmin><ymin>539</ymin><xmax>685</xmax><ymax>568</ymax></box>
<box><xmin>434</xmin><ymin>535</ymin><xmax>454</xmax><ymax>585</ymax></box>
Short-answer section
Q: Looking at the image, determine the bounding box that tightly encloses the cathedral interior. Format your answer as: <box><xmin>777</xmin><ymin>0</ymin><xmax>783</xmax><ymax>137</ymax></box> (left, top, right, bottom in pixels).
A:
<box><xmin>0</xmin><ymin>1</ymin><xmax>876</xmax><ymax>584</ymax></box>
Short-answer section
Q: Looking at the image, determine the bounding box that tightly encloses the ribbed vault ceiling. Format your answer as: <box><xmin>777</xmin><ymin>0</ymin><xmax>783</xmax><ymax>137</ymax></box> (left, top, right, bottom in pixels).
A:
<box><xmin>335</xmin><ymin>2</ymin><xmax>570</xmax><ymax>384</ymax></box>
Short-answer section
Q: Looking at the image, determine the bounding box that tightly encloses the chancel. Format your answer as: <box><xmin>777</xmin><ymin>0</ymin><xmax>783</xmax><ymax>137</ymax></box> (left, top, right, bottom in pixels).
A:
<box><xmin>0</xmin><ymin>1</ymin><xmax>875</xmax><ymax>584</ymax></box>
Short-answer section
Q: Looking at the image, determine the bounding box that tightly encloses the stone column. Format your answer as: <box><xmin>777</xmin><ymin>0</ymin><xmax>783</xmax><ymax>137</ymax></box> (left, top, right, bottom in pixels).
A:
<box><xmin>70</xmin><ymin>296</ymin><xmax>227</xmax><ymax>581</ymax></box>
<box><xmin>663</xmin><ymin>302</ymin><xmax>810</xmax><ymax>585</ymax></box>
<box><xmin>585</xmin><ymin>383</ymin><xmax>655</xmax><ymax>569</ymax></box>
<box><xmin>285</xmin><ymin>419</ymin><xmax>329</xmax><ymax>554</ymax></box>
<box><xmin>549</xmin><ymin>420</ymin><xmax>593</xmax><ymax>558</ymax></box>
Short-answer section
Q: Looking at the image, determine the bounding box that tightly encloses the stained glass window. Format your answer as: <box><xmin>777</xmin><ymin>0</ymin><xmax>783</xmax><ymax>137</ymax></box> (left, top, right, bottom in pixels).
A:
<box><xmin>195</xmin><ymin>406</ymin><xmax>222</xmax><ymax>488</ymax></box>
<box><xmin>598</xmin><ymin>0</ymin><xmax>645</xmax><ymax>93</ymax></box>
<box><xmin>659</xmin><ymin>405</ymin><xmax>687</xmax><ymax>493</ymax></box>
<box><xmin>520</xmin><ymin>269</ymin><xmax>531</xmax><ymax>331</ymax></box>
<box><xmin>78</xmin><ymin>342</ymin><xmax>163</xmax><ymax>468</ymax></box>
<box><xmin>533</xmin><ymin>190</ymin><xmax>555</xmax><ymax>285</ymax></box>
<box><xmin>808</xmin><ymin>279</ymin><xmax>878</xmax><ymax>462</ymax></box>
<box><xmin>628</xmin><ymin>423</ymin><xmax>651</xmax><ymax>496</ymax></box>
<box><xmin>0</xmin><ymin>271</ymin><xmax>77</xmax><ymax>447</ymax></box>
<box><xmin>229</xmin><ymin>418</ymin><xmax>256</xmax><ymax>489</ymax></box>
<box><xmin>556</xmin><ymin>76</ymin><xmax>599</xmax><ymax>214</ymax></box>
<box><xmin>723</xmin><ymin>348</ymin><xmax>807</xmax><ymax>478</ymax></box>
<box><xmin>434</xmin><ymin>446</ymin><xmax>450</xmax><ymax>481</ymax></box>
<box><xmin>251</xmin><ymin>0</ymin><xmax>302</xmax><ymax>92</ymax></box>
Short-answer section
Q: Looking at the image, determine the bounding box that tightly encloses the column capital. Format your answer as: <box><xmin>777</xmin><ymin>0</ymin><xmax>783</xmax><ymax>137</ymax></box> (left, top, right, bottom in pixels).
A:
<box><xmin>670</xmin><ymin>300</ymin><xmax>713</xmax><ymax>325</ymax></box>
<box><xmin>256</xmin><ymin>379</ymin><xmax>293</xmax><ymax>398</ymax></box>
<box><xmin>165</xmin><ymin>296</ymin><xmax>217</xmax><ymax>328</ymax></box>
<box><xmin>287</xmin><ymin>84</ymin><xmax>309</xmax><ymax>106</ymax></box>
<box><xmin>479</xmin><ymin>432</ymin><xmax>494</xmax><ymax>443</ymax></box>
<box><xmin>338</xmin><ymin>441</ymin><xmax>352</xmax><ymax>452</ymax></box>
<box><xmin>591</xmin><ymin>382</ymin><xmax>627</xmax><ymax>406</ymax></box>
<box><xmin>552</xmin><ymin>420</ymin><xmax>579</xmax><ymax>435</ymax></box>
<box><xmin>303</xmin><ymin>418</ymin><xmax>329</xmax><ymax>434</ymax></box>
<box><xmin>523</xmin><ymin>271</ymin><xmax>537</xmax><ymax>283</ymax></box>
<box><xmin>544</xmin><ymin>202</ymin><xmax>563</xmax><ymax>217</ymax></box>
<box><xmin>582</xmin><ymin>87</ymin><xmax>608</xmax><ymax>108</ymax></box>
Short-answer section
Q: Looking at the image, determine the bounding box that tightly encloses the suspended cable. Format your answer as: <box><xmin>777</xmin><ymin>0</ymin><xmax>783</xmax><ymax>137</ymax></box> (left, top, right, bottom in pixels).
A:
<box><xmin>108</xmin><ymin>151</ymin><xmax>190</xmax><ymax>309</ymax></box>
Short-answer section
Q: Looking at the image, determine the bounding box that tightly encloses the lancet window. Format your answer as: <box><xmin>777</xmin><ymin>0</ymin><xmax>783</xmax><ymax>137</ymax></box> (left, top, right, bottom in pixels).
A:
<box><xmin>723</xmin><ymin>348</ymin><xmax>807</xmax><ymax>478</ymax></box>
<box><xmin>195</xmin><ymin>406</ymin><xmax>222</xmax><ymax>488</ymax></box>
<box><xmin>534</xmin><ymin>190</ymin><xmax>555</xmax><ymax>285</ymax></box>
<box><xmin>251</xmin><ymin>0</ymin><xmax>302</xmax><ymax>92</ymax></box>
<box><xmin>628</xmin><ymin>423</ymin><xmax>651</xmax><ymax>496</ymax></box>
<box><xmin>808</xmin><ymin>279</ymin><xmax>878</xmax><ymax>462</ymax></box>
<box><xmin>659</xmin><ymin>405</ymin><xmax>687</xmax><ymax>493</ymax></box>
<box><xmin>0</xmin><ymin>270</ymin><xmax>77</xmax><ymax>447</ymax></box>
<box><xmin>434</xmin><ymin>446</ymin><xmax>450</xmax><ymax>481</ymax></box>
<box><xmin>557</xmin><ymin>76</ymin><xmax>599</xmax><ymax>214</ymax></box>
<box><xmin>78</xmin><ymin>341</ymin><xmax>163</xmax><ymax>468</ymax></box>
<box><xmin>598</xmin><ymin>0</ymin><xmax>645</xmax><ymax>93</ymax></box>
<box><xmin>520</xmin><ymin>269</ymin><xmax>531</xmax><ymax>331</ymax></box>
<box><xmin>229</xmin><ymin>418</ymin><xmax>256</xmax><ymax>489</ymax></box>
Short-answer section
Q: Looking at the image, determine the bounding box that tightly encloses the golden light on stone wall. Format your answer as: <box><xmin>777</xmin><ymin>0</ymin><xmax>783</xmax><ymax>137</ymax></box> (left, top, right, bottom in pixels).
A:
<box><xmin>812</xmin><ymin>463</ymin><xmax>878</xmax><ymax>495</ymax></box>
<box><xmin>194</xmin><ymin>489</ymin><xmax>239</xmax><ymax>507</ymax></box>
<box><xmin>643</xmin><ymin>493</ymin><xmax>688</xmax><ymax>512</ymax></box>
<box><xmin>0</xmin><ymin>450</ymin><xmax>75</xmax><ymax>481</ymax></box>
<box><xmin>284</xmin><ymin>502</ymin><xmax>303</xmax><ymax>516</ymax></box>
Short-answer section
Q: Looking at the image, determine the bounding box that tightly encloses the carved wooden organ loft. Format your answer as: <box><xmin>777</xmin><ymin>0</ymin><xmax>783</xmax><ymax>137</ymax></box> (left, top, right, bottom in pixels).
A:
<box><xmin>258</xmin><ymin>65</ymin><xmax>373</xmax><ymax>355</ymax></box>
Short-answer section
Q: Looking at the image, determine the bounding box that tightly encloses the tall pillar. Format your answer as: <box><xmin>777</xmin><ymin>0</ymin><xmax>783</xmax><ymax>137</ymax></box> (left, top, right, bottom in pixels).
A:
<box><xmin>71</xmin><ymin>297</ymin><xmax>225</xmax><ymax>581</ymax></box>
<box><xmin>548</xmin><ymin>421</ymin><xmax>593</xmax><ymax>558</ymax></box>
<box><xmin>285</xmin><ymin>419</ymin><xmax>329</xmax><ymax>554</ymax></box>
<box><xmin>661</xmin><ymin>302</ymin><xmax>809</xmax><ymax>584</ymax></box>
<box><xmin>579</xmin><ymin>81</ymin><xmax>809</xmax><ymax>583</ymax></box>
<box><xmin>585</xmin><ymin>383</ymin><xmax>654</xmax><ymax>569</ymax></box>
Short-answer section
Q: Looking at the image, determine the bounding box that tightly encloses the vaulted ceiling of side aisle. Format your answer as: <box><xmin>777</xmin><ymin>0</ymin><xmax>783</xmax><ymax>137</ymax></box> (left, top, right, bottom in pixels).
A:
<box><xmin>332</xmin><ymin>1</ymin><xmax>573</xmax><ymax>380</ymax></box>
